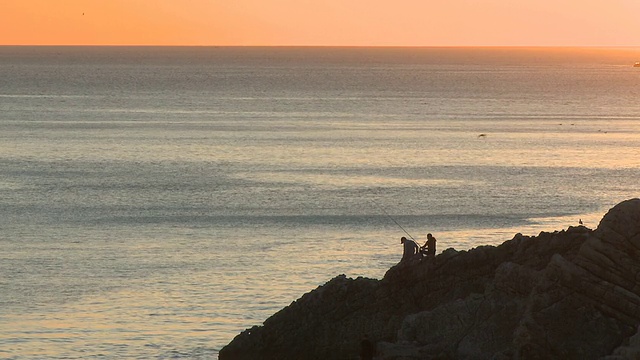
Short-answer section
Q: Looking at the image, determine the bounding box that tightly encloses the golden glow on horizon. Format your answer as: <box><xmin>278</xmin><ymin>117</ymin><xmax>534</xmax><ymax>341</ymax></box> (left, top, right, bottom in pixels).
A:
<box><xmin>2</xmin><ymin>0</ymin><xmax>640</xmax><ymax>46</ymax></box>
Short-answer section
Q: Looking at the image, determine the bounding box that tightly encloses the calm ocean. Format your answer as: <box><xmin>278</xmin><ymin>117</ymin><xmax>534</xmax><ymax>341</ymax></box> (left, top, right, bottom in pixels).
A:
<box><xmin>1</xmin><ymin>46</ymin><xmax>639</xmax><ymax>358</ymax></box>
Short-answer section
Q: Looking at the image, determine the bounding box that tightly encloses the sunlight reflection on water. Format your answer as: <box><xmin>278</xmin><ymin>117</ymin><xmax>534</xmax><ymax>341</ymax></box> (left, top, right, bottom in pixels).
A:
<box><xmin>2</xmin><ymin>47</ymin><xmax>640</xmax><ymax>358</ymax></box>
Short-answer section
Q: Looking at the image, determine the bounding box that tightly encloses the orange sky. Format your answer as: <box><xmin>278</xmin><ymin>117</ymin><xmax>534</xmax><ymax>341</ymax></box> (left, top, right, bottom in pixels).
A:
<box><xmin>2</xmin><ymin>0</ymin><xmax>640</xmax><ymax>46</ymax></box>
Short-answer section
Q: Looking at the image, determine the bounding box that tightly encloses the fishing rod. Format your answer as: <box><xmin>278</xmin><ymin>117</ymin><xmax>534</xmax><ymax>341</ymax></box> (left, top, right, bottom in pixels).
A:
<box><xmin>369</xmin><ymin>196</ymin><xmax>416</xmax><ymax>241</ymax></box>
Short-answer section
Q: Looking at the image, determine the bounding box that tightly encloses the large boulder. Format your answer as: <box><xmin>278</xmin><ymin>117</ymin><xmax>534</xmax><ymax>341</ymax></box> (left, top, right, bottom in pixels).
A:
<box><xmin>510</xmin><ymin>198</ymin><xmax>640</xmax><ymax>358</ymax></box>
<box><xmin>219</xmin><ymin>199</ymin><xmax>640</xmax><ymax>359</ymax></box>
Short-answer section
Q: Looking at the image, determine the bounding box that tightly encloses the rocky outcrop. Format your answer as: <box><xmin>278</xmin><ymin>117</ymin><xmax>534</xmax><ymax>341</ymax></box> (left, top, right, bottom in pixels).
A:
<box><xmin>220</xmin><ymin>199</ymin><xmax>640</xmax><ymax>360</ymax></box>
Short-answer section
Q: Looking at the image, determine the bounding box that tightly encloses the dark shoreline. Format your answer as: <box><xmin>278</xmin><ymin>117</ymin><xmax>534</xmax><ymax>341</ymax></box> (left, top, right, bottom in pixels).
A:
<box><xmin>221</xmin><ymin>199</ymin><xmax>640</xmax><ymax>359</ymax></box>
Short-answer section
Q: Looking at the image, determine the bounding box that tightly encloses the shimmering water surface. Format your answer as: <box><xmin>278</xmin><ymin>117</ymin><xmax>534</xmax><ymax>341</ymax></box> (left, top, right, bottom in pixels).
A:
<box><xmin>1</xmin><ymin>46</ymin><xmax>640</xmax><ymax>358</ymax></box>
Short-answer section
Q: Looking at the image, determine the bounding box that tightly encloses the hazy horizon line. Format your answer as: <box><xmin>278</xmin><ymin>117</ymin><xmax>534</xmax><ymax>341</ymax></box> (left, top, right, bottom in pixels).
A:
<box><xmin>2</xmin><ymin>44</ymin><xmax>640</xmax><ymax>49</ymax></box>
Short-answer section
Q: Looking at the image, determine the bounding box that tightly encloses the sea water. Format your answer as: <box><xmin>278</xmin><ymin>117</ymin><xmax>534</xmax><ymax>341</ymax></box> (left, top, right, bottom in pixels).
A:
<box><xmin>1</xmin><ymin>46</ymin><xmax>640</xmax><ymax>358</ymax></box>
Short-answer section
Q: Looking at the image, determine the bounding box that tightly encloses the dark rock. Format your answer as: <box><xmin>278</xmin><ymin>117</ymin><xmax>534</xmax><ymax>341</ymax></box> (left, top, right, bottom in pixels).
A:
<box><xmin>219</xmin><ymin>199</ymin><xmax>640</xmax><ymax>360</ymax></box>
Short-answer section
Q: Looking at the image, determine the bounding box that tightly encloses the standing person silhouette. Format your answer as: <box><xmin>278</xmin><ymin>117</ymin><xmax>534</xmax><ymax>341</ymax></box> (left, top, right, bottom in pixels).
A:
<box><xmin>400</xmin><ymin>236</ymin><xmax>419</xmax><ymax>261</ymax></box>
<box><xmin>359</xmin><ymin>334</ymin><xmax>375</xmax><ymax>360</ymax></box>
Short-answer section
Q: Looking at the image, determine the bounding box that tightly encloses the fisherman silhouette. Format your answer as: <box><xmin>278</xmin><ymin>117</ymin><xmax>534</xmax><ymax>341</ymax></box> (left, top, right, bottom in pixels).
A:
<box><xmin>400</xmin><ymin>236</ymin><xmax>419</xmax><ymax>261</ymax></box>
<box><xmin>421</xmin><ymin>233</ymin><xmax>437</xmax><ymax>257</ymax></box>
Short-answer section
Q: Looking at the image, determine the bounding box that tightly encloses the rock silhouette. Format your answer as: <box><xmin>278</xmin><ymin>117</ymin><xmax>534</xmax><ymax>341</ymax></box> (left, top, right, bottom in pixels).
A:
<box><xmin>220</xmin><ymin>199</ymin><xmax>640</xmax><ymax>359</ymax></box>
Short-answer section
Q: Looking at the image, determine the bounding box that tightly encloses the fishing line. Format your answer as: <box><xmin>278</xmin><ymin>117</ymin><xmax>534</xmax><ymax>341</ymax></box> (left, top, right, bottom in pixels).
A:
<box><xmin>369</xmin><ymin>195</ymin><xmax>415</xmax><ymax>241</ymax></box>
